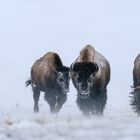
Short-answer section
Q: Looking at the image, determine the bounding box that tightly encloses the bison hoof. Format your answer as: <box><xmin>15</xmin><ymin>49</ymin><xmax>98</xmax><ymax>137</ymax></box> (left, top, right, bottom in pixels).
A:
<box><xmin>34</xmin><ymin>106</ymin><xmax>39</xmax><ymax>113</ymax></box>
<box><xmin>50</xmin><ymin>108</ymin><xmax>61</xmax><ymax>114</ymax></box>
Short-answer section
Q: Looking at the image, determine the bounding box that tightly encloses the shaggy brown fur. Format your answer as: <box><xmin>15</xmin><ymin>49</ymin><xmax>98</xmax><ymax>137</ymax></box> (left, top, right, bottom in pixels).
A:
<box><xmin>76</xmin><ymin>44</ymin><xmax>95</xmax><ymax>62</ymax></box>
<box><xmin>26</xmin><ymin>52</ymin><xmax>70</xmax><ymax>113</ymax></box>
<box><xmin>31</xmin><ymin>52</ymin><xmax>63</xmax><ymax>90</ymax></box>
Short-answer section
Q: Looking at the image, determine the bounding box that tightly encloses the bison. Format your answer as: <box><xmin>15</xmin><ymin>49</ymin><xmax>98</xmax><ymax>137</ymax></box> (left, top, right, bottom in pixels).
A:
<box><xmin>130</xmin><ymin>53</ymin><xmax>140</xmax><ymax>115</ymax></box>
<box><xmin>26</xmin><ymin>52</ymin><xmax>70</xmax><ymax>113</ymax></box>
<box><xmin>70</xmin><ymin>45</ymin><xmax>111</xmax><ymax>115</ymax></box>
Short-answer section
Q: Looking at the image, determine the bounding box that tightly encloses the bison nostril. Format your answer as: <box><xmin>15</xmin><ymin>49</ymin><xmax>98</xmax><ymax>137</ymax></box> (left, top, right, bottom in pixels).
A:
<box><xmin>81</xmin><ymin>91</ymin><xmax>87</xmax><ymax>95</ymax></box>
<box><xmin>81</xmin><ymin>92</ymin><xmax>87</xmax><ymax>95</ymax></box>
<box><xmin>64</xmin><ymin>88</ymin><xmax>69</xmax><ymax>93</ymax></box>
<box><xmin>81</xmin><ymin>90</ymin><xmax>88</xmax><ymax>94</ymax></box>
<box><xmin>78</xmin><ymin>92</ymin><xmax>89</xmax><ymax>99</ymax></box>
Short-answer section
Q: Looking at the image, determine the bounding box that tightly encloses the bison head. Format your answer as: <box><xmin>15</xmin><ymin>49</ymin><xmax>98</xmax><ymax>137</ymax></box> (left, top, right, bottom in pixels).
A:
<box><xmin>70</xmin><ymin>62</ymin><xmax>99</xmax><ymax>99</ymax></box>
<box><xmin>56</xmin><ymin>66</ymin><xmax>70</xmax><ymax>94</ymax></box>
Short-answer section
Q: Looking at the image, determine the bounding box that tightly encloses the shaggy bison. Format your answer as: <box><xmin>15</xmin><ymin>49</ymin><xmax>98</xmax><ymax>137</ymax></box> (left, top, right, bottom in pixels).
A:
<box><xmin>70</xmin><ymin>45</ymin><xmax>111</xmax><ymax>115</ymax></box>
<box><xmin>26</xmin><ymin>52</ymin><xmax>70</xmax><ymax>113</ymax></box>
<box><xmin>130</xmin><ymin>53</ymin><xmax>140</xmax><ymax>115</ymax></box>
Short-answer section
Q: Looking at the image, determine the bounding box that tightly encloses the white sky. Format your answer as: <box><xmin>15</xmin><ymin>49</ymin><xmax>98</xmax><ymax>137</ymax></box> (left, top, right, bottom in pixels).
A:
<box><xmin>0</xmin><ymin>0</ymin><xmax>139</xmax><ymax>112</ymax></box>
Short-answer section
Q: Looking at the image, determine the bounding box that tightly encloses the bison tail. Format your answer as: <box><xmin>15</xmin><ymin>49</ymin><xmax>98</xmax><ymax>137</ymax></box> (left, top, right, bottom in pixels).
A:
<box><xmin>25</xmin><ymin>79</ymin><xmax>32</xmax><ymax>87</ymax></box>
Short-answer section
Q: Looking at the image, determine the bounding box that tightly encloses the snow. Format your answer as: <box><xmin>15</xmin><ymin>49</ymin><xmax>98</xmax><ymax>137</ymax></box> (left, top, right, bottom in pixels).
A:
<box><xmin>0</xmin><ymin>112</ymin><xmax>140</xmax><ymax>140</ymax></box>
<box><xmin>0</xmin><ymin>0</ymin><xmax>140</xmax><ymax>140</ymax></box>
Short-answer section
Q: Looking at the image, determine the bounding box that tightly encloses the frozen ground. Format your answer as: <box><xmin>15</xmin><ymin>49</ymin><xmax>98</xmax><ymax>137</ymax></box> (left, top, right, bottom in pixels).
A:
<box><xmin>0</xmin><ymin>0</ymin><xmax>140</xmax><ymax>140</ymax></box>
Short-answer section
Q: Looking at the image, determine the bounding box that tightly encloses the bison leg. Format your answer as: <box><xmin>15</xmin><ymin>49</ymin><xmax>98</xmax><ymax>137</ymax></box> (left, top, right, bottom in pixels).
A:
<box><xmin>44</xmin><ymin>94</ymin><xmax>57</xmax><ymax>113</ymax></box>
<box><xmin>92</xmin><ymin>92</ymin><xmax>107</xmax><ymax>115</ymax></box>
<box><xmin>32</xmin><ymin>87</ymin><xmax>40</xmax><ymax>113</ymax></box>
<box><xmin>76</xmin><ymin>98</ymin><xmax>92</xmax><ymax>116</ymax></box>
<box><xmin>55</xmin><ymin>94</ymin><xmax>67</xmax><ymax>113</ymax></box>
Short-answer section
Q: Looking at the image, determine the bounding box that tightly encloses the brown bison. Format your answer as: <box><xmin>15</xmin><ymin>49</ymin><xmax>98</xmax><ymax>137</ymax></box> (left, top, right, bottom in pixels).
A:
<box><xmin>70</xmin><ymin>45</ymin><xmax>111</xmax><ymax>115</ymax></box>
<box><xmin>26</xmin><ymin>52</ymin><xmax>70</xmax><ymax>113</ymax></box>
<box><xmin>130</xmin><ymin>53</ymin><xmax>140</xmax><ymax>115</ymax></box>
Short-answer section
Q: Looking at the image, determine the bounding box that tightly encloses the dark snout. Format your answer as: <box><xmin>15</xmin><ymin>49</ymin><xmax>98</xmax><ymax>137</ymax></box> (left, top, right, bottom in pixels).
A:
<box><xmin>78</xmin><ymin>92</ymin><xmax>90</xmax><ymax>99</ymax></box>
<box><xmin>64</xmin><ymin>87</ymin><xmax>69</xmax><ymax>94</ymax></box>
<box><xmin>78</xmin><ymin>89</ymin><xmax>90</xmax><ymax>99</ymax></box>
<box><xmin>78</xmin><ymin>82</ymin><xmax>90</xmax><ymax>98</ymax></box>
<box><xmin>63</xmin><ymin>81</ymin><xmax>70</xmax><ymax>94</ymax></box>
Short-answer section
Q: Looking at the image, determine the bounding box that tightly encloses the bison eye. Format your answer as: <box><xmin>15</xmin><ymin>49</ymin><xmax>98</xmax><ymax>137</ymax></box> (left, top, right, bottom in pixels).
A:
<box><xmin>87</xmin><ymin>76</ymin><xmax>93</xmax><ymax>84</ymax></box>
<box><xmin>87</xmin><ymin>78</ymin><xmax>91</xmax><ymax>84</ymax></box>
<box><xmin>77</xmin><ymin>77</ymin><xmax>81</xmax><ymax>83</ymax></box>
<box><xmin>59</xmin><ymin>78</ymin><xmax>64</xmax><ymax>83</ymax></box>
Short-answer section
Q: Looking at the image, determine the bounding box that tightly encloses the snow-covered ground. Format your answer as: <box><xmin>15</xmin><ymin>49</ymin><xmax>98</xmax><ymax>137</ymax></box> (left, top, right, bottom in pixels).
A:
<box><xmin>0</xmin><ymin>0</ymin><xmax>140</xmax><ymax>140</ymax></box>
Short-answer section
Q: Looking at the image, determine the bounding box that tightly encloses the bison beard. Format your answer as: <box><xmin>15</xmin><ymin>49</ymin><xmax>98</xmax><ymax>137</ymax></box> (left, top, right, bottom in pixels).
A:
<box><xmin>44</xmin><ymin>91</ymin><xmax>67</xmax><ymax>113</ymax></box>
<box><xmin>77</xmin><ymin>91</ymin><xmax>107</xmax><ymax>115</ymax></box>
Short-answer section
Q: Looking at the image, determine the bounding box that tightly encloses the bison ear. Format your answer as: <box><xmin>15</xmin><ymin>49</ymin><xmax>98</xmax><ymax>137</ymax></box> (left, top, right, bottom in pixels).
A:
<box><xmin>55</xmin><ymin>66</ymin><xmax>70</xmax><ymax>73</ymax></box>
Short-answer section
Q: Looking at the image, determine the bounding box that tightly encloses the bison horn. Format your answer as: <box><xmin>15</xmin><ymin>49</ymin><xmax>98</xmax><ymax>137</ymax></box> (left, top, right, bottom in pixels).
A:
<box><xmin>70</xmin><ymin>63</ymin><xmax>77</xmax><ymax>78</ymax></box>
<box><xmin>70</xmin><ymin>63</ymin><xmax>74</xmax><ymax>71</ymax></box>
<box><xmin>94</xmin><ymin>63</ymin><xmax>99</xmax><ymax>72</ymax></box>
